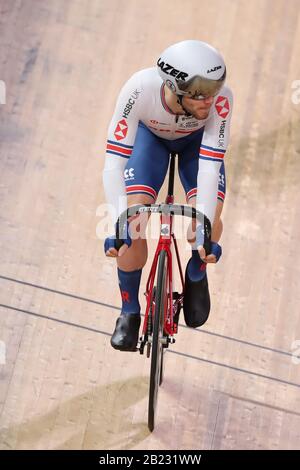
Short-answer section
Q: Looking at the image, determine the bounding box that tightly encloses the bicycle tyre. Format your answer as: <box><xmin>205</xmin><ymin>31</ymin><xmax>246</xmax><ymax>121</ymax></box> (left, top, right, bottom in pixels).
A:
<box><xmin>148</xmin><ymin>249</ymin><xmax>167</xmax><ymax>432</ymax></box>
<box><xmin>159</xmin><ymin>346</ymin><xmax>165</xmax><ymax>386</ymax></box>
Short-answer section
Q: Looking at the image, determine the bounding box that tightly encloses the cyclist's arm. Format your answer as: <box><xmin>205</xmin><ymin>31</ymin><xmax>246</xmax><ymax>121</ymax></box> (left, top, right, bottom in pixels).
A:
<box><xmin>196</xmin><ymin>86</ymin><xmax>233</xmax><ymax>225</ymax></box>
<box><xmin>102</xmin><ymin>73</ymin><xmax>142</xmax><ymax>224</ymax></box>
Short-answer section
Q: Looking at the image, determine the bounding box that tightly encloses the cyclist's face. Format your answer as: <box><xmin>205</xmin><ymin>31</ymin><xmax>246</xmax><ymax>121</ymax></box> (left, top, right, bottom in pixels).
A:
<box><xmin>182</xmin><ymin>95</ymin><xmax>214</xmax><ymax>119</ymax></box>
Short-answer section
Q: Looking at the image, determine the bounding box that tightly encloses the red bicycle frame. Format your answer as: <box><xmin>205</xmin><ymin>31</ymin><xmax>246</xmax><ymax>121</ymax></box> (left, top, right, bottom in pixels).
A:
<box><xmin>142</xmin><ymin>192</ymin><xmax>185</xmax><ymax>339</ymax></box>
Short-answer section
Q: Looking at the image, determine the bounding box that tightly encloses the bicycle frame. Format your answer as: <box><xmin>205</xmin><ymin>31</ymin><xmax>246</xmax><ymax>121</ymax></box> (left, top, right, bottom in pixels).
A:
<box><xmin>143</xmin><ymin>198</ymin><xmax>184</xmax><ymax>338</ymax></box>
<box><xmin>142</xmin><ymin>152</ymin><xmax>184</xmax><ymax>340</ymax></box>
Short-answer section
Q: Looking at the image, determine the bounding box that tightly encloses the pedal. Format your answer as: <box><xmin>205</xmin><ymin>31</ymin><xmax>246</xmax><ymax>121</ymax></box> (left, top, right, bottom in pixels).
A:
<box><xmin>172</xmin><ymin>291</ymin><xmax>181</xmax><ymax>300</ymax></box>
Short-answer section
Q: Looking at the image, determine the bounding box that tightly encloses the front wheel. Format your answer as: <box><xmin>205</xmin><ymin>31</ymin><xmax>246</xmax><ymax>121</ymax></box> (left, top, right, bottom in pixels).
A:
<box><xmin>159</xmin><ymin>346</ymin><xmax>165</xmax><ymax>386</ymax></box>
<box><xmin>148</xmin><ymin>250</ymin><xmax>168</xmax><ymax>432</ymax></box>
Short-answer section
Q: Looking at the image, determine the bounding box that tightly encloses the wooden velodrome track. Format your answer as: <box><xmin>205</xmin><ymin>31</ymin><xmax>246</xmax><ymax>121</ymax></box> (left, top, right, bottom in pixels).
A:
<box><xmin>1</xmin><ymin>0</ymin><xmax>300</xmax><ymax>450</ymax></box>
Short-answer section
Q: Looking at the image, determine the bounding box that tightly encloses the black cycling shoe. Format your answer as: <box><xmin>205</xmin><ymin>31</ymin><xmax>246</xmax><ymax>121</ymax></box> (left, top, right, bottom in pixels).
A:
<box><xmin>183</xmin><ymin>259</ymin><xmax>211</xmax><ymax>328</ymax></box>
<box><xmin>111</xmin><ymin>313</ymin><xmax>141</xmax><ymax>351</ymax></box>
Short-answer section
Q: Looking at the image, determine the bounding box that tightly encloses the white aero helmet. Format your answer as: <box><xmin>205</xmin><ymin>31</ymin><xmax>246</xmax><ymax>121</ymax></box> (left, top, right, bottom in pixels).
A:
<box><xmin>157</xmin><ymin>40</ymin><xmax>226</xmax><ymax>99</ymax></box>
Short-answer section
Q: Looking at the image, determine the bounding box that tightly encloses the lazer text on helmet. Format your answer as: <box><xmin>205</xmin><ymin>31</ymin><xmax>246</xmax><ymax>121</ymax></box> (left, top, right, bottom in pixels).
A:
<box><xmin>157</xmin><ymin>58</ymin><xmax>189</xmax><ymax>81</ymax></box>
<box><xmin>207</xmin><ymin>66</ymin><xmax>222</xmax><ymax>73</ymax></box>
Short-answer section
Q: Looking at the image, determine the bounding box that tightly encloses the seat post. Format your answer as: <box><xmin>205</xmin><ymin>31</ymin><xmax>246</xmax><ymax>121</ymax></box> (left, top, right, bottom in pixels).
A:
<box><xmin>167</xmin><ymin>152</ymin><xmax>177</xmax><ymax>200</ymax></box>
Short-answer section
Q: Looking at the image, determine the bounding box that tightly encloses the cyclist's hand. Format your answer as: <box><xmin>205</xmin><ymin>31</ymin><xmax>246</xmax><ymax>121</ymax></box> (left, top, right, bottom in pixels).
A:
<box><xmin>104</xmin><ymin>242</ymin><xmax>118</xmax><ymax>257</ymax></box>
<box><xmin>197</xmin><ymin>245</ymin><xmax>207</xmax><ymax>261</ymax></box>
<box><xmin>197</xmin><ymin>242</ymin><xmax>222</xmax><ymax>263</ymax></box>
<box><xmin>104</xmin><ymin>221</ymin><xmax>132</xmax><ymax>257</ymax></box>
<box><xmin>196</xmin><ymin>225</ymin><xmax>207</xmax><ymax>261</ymax></box>
<box><xmin>196</xmin><ymin>225</ymin><xmax>222</xmax><ymax>263</ymax></box>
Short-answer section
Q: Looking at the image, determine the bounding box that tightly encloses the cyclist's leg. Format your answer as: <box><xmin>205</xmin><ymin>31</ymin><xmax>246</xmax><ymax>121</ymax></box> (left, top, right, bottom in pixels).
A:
<box><xmin>111</xmin><ymin>124</ymin><xmax>170</xmax><ymax>350</ymax></box>
<box><xmin>178</xmin><ymin>137</ymin><xmax>226</xmax><ymax>327</ymax></box>
<box><xmin>179</xmin><ymin>138</ymin><xmax>226</xmax><ymax>244</ymax></box>
<box><xmin>117</xmin><ymin>194</ymin><xmax>152</xmax><ymax>272</ymax></box>
<box><xmin>117</xmin><ymin>123</ymin><xmax>170</xmax><ymax>273</ymax></box>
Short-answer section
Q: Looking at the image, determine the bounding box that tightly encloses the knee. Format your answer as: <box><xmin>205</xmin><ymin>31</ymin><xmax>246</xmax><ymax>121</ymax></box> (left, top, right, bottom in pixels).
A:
<box><xmin>186</xmin><ymin>221</ymin><xmax>196</xmax><ymax>245</ymax></box>
<box><xmin>127</xmin><ymin>194</ymin><xmax>154</xmax><ymax>240</ymax></box>
<box><xmin>117</xmin><ymin>236</ymin><xmax>148</xmax><ymax>271</ymax></box>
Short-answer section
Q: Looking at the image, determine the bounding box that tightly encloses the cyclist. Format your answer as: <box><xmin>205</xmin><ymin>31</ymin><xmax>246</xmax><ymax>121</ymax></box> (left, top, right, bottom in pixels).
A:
<box><xmin>103</xmin><ymin>40</ymin><xmax>233</xmax><ymax>351</ymax></box>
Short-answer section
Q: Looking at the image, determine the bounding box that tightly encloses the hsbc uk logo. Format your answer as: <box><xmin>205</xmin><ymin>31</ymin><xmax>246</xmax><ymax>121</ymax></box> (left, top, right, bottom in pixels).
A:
<box><xmin>218</xmin><ymin>119</ymin><xmax>226</xmax><ymax>148</ymax></box>
<box><xmin>122</xmin><ymin>89</ymin><xmax>140</xmax><ymax>119</ymax></box>
<box><xmin>215</xmin><ymin>96</ymin><xmax>230</xmax><ymax>118</ymax></box>
<box><xmin>124</xmin><ymin>168</ymin><xmax>135</xmax><ymax>180</ymax></box>
<box><xmin>114</xmin><ymin>119</ymin><xmax>128</xmax><ymax>141</ymax></box>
